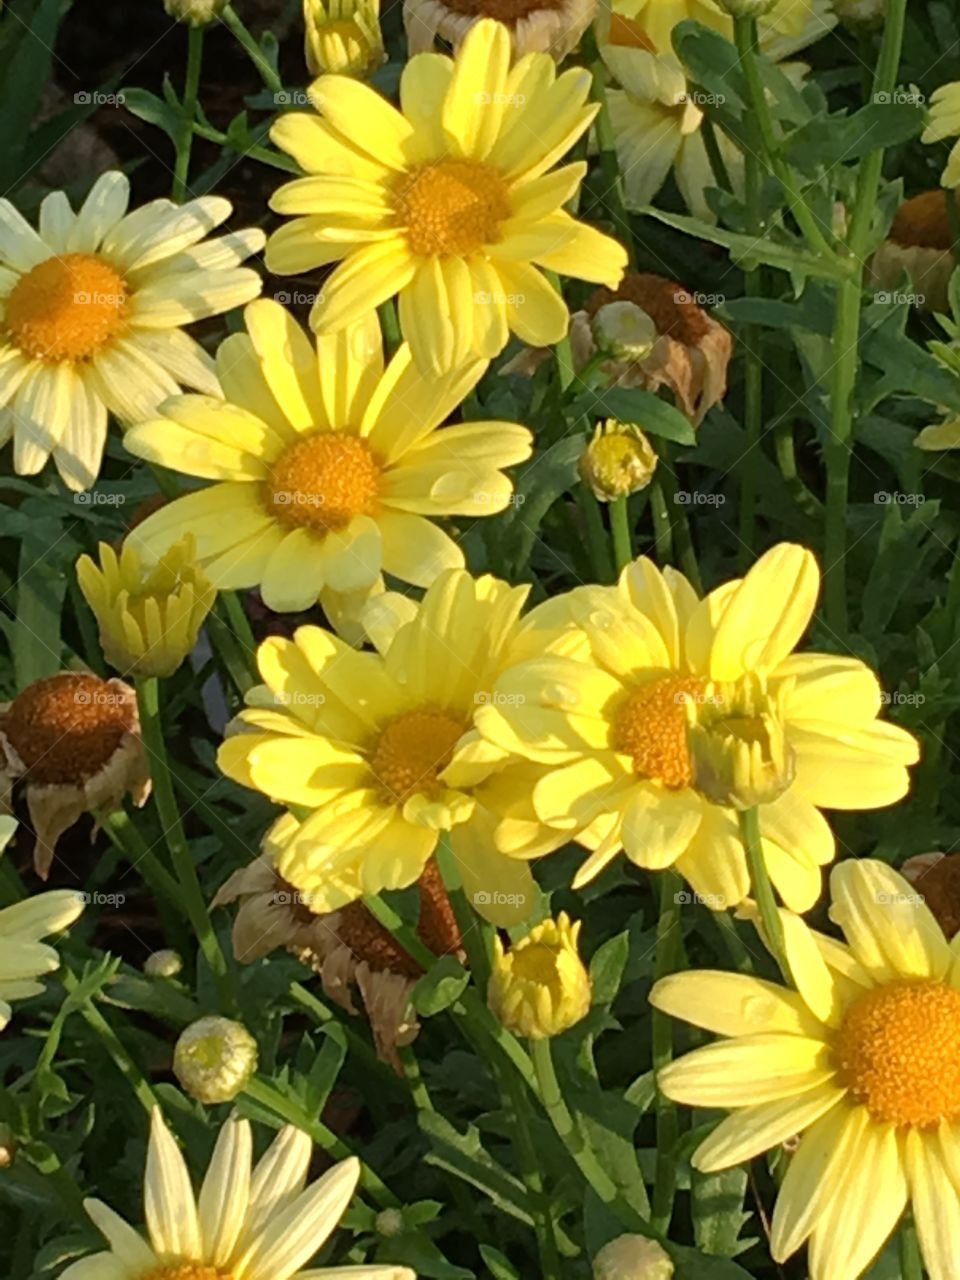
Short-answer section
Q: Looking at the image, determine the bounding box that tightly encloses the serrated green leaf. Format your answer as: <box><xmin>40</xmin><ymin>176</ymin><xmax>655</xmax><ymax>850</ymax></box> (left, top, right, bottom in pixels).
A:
<box><xmin>418</xmin><ymin>1112</ymin><xmax>533</xmax><ymax>1225</ymax></box>
<box><xmin>692</xmin><ymin>1166</ymin><xmax>754</xmax><ymax>1257</ymax></box>
<box><xmin>412</xmin><ymin>956</ymin><xmax>470</xmax><ymax>1017</ymax></box>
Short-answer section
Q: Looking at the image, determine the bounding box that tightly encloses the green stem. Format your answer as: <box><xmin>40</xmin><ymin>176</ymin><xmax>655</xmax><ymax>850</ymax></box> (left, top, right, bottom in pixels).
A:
<box><xmin>221</xmin><ymin>590</ymin><xmax>257</xmax><ymax>663</ymax></box>
<box><xmin>547</xmin><ymin>271</ymin><xmax>575</xmax><ymax>392</ymax></box>
<box><xmin>610</xmin><ymin>496</ymin><xmax>633</xmax><ymax>573</ymax></box>
<box><xmin>530</xmin><ymin>1036</ymin><xmax>648</xmax><ymax>1233</ymax></box>
<box><xmin>823</xmin><ymin>0</ymin><xmax>908</xmax><ymax>634</ymax></box>
<box><xmin>435</xmin><ymin>835</ymin><xmax>491</xmax><ymax>995</ymax></box>
<box><xmin>898</xmin><ymin>1217</ymin><xmax>924</xmax><ymax>1280</ymax></box>
<box><xmin>503</xmin><ymin>1065</ymin><xmax>563</xmax><ymax>1279</ymax></box>
<box><xmin>377</xmin><ymin>299</ymin><xmax>403</xmax><ymax>356</ymax></box>
<box><xmin>649</xmin><ymin>476</ymin><xmax>673</xmax><ymax>564</ymax></box>
<box><xmin>773</xmin><ymin>415</ymin><xmax>822</xmax><ymax>520</ymax></box>
<box><xmin>207</xmin><ymin>603</ymin><xmax>256</xmax><ymax>696</ymax></box>
<box><xmin>100</xmin><ymin>808</ymin><xmax>182</xmax><ymax>907</ymax></box>
<box><xmin>135</xmin><ymin>677</ymin><xmax>234</xmax><ymax>1008</ymax></box>
<box><xmin>655</xmin><ymin>452</ymin><xmax>702</xmax><ymax>592</ymax></box>
<box><xmin>739</xmin><ymin>807</ymin><xmax>789</xmax><ymax>982</ymax></box>
<box><xmin>651</xmin><ymin>870</ymin><xmax>682</xmax><ymax>1235</ymax></box>
<box><xmin>172</xmin><ymin>24</ymin><xmax>204</xmax><ymax>202</ymax></box>
<box><xmin>221</xmin><ymin>4</ymin><xmax>282</xmax><ymax>94</ymax></box>
<box><xmin>62</xmin><ymin>970</ymin><xmax>158</xmax><ymax>1113</ymax></box>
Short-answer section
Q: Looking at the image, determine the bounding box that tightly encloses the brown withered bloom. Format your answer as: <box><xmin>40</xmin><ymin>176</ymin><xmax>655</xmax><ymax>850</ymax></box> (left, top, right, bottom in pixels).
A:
<box><xmin>502</xmin><ymin>272</ymin><xmax>732</xmax><ymax>426</ymax></box>
<box><xmin>403</xmin><ymin>0</ymin><xmax>596</xmax><ymax>61</ymax></box>
<box><xmin>213</xmin><ymin>816</ymin><xmax>462</xmax><ymax>1071</ymax></box>
<box><xmin>0</xmin><ymin>671</ymin><xmax>150</xmax><ymax>879</ymax></box>
<box><xmin>901</xmin><ymin>852</ymin><xmax>960</xmax><ymax>939</ymax></box>
<box><xmin>869</xmin><ymin>190</ymin><xmax>960</xmax><ymax>314</ymax></box>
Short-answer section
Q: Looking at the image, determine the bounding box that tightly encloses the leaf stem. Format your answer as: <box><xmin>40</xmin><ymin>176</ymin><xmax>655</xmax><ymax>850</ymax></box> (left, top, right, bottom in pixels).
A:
<box><xmin>220</xmin><ymin>4</ymin><xmax>282</xmax><ymax>94</ymax></box>
<box><xmin>172</xmin><ymin>24</ymin><xmax>204</xmax><ymax>202</ymax></box>
<box><xmin>610</xmin><ymin>495</ymin><xmax>633</xmax><ymax>573</ymax></box>
<box><xmin>739</xmin><ymin>807</ymin><xmax>789</xmax><ymax>982</ymax></box>
<box><xmin>62</xmin><ymin>969</ymin><xmax>159</xmax><ymax>1114</ymax></box>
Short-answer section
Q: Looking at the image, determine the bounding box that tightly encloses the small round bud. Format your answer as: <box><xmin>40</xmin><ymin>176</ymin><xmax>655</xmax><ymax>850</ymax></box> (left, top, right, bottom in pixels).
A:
<box><xmin>594</xmin><ymin>1236</ymin><xmax>674</xmax><ymax>1280</ymax></box>
<box><xmin>375</xmin><ymin>1208</ymin><xmax>405</xmax><ymax>1237</ymax></box>
<box><xmin>173</xmin><ymin>1016</ymin><xmax>258</xmax><ymax>1104</ymax></box>
<box><xmin>489</xmin><ymin>913</ymin><xmax>592</xmax><ymax>1040</ymax></box>
<box><xmin>0</xmin><ymin>1124</ymin><xmax>16</xmax><ymax>1169</ymax></box>
<box><xmin>579</xmin><ymin>420</ymin><xmax>657</xmax><ymax>503</ymax></box>
<box><xmin>163</xmin><ymin>0</ymin><xmax>227</xmax><ymax>23</ymax></box>
<box><xmin>144</xmin><ymin>949</ymin><xmax>183</xmax><ymax>978</ymax></box>
<box><xmin>592</xmin><ymin>301</ymin><xmax>657</xmax><ymax>361</ymax></box>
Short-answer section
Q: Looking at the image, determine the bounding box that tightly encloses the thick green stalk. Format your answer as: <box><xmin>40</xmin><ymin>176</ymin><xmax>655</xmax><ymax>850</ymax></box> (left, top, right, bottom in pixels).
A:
<box><xmin>136</xmin><ymin>677</ymin><xmax>234</xmax><ymax>1008</ymax></box>
<box><xmin>610</xmin><ymin>496</ymin><xmax>633</xmax><ymax>573</ymax></box>
<box><xmin>739</xmin><ymin>807</ymin><xmax>789</xmax><ymax>982</ymax></box>
<box><xmin>503</xmin><ymin>1066</ymin><xmax>564</xmax><ymax>1279</ymax></box>
<box><xmin>651</xmin><ymin>870</ymin><xmax>683</xmax><ymax>1234</ymax></box>
<box><xmin>581</xmin><ymin>487</ymin><xmax>616</xmax><ymax>583</ymax></box>
<box><xmin>62</xmin><ymin>970</ymin><xmax>159</xmax><ymax>1113</ymax></box>
<box><xmin>650</xmin><ymin>476</ymin><xmax>674</xmax><ymax>564</ymax></box>
<box><xmin>172</xmin><ymin>24</ymin><xmax>204</xmax><ymax>202</ymax></box>
<box><xmin>733</xmin><ymin>18</ymin><xmax>765</xmax><ymax>569</ymax></box>
<box><xmin>530</xmin><ymin>1036</ymin><xmax>649</xmax><ymax>1233</ymax></box>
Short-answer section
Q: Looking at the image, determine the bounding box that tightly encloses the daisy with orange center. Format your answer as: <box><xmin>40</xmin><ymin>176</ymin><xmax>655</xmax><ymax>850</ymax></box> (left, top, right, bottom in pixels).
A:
<box><xmin>265</xmin><ymin>19</ymin><xmax>627</xmax><ymax>374</ymax></box>
<box><xmin>123</xmin><ymin>298</ymin><xmax>531</xmax><ymax>622</ymax></box>
<box><xmin>652</xmin><ymin>859</ymin><xmax>960</xmax><ymax>1280</ymax></box>
<box><xmin>217</xmin><ymin>569</ymin><xmax>575</xmax><ymax>926</ymax></box>
<box><xmin>0</xmin><ymin>172</ymin><xmax>264</xmax><ymax>490</ymax></box>
<box><xmin>475</xmin><ymin>544</ymin><xmax>919</xmax><ymax>911</ymax></box>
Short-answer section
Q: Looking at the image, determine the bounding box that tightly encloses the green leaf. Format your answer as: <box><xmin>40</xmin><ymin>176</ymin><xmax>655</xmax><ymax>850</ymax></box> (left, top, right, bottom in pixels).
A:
<box><xmin>13</xmin><ymin>518</ymin><xmax>71</xmax><ymax>686</ymax></box>
<box><xmin>589</xmin><ymin>931</ymin><xmax>630</xmax><ymax>1007</ymax></box>
<box><xmin>418</xmin><ymin>1112</ymin><xmax>533</xmax><ymax>1225</ymax></box>
<box><xmin>639</xmin><ymin>207</ymin><xmax>848</xmax><ymax>283</ymax></box>
<box><xmin>492</xmin><ymin>434</ymin><xmax>584</xmax><ymax>579</ymax></box>
<box><xmin>411</xmin><ymin>956</ymin><xmax>470</xmax><ymax>1017</ymax></box>
<box><xmin>478</xmin><ymin>1245</ymin><xmax>521</xmax><ymax>1280</ymax></box>
<box><xmin>692</xmin><ymin>1166</ymin><xmax>754</xmax><ymax>1257</ymax></box>
<box><xmin>785</xmin><ymin>102</ymin><xmax>923</xmax><ymax>174</ymax></box>
<box><xmin>567</xmin><ymin>387</ymin><xmax>696</xmax><ymax>446</ymax></box>
<box><xmin>120</xmin><ymin>86</ymin><xmax>182</xmax><ymax>143</ymax></box>
<box><xmin>0</xmin><ymin>0</ymin><xmax>73</xmax><ymax>190</ymax></box>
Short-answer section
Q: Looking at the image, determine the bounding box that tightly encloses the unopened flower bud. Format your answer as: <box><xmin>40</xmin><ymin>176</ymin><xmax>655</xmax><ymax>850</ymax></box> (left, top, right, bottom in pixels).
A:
<box><xmin>687</xmin><ymin>676</ymin><xmax>795</xmax><ymax>810</ymax></box>
<box><xmin>0</xmin><ymin>1124</ymin><xmax>16</xmax><ymax>1169</ymax></box>
<box><xmin>594</xmin><ymin>1235</ymin><xmax>674</xmax><ymax>1280</ymax></box>
<box><xmin>375</xmin><ymin>1208</ymin><xmax>405</xmax><ymax>1237</ymax></box>
<box><xmin>144</xmin><ymin>949</ymin><xmax>183</xmax><ymax>978</ymax></box>
<box><xmin>714</xmin><ymin>0</ymin><xmax>778</xmax><ymax>14</ymax></box>
<box><xmin>489</xmin><ymin>913</ymin><xmax>592</xmax><ymax>1040</ymax></box>
<box><xmin>164</xmin><ymin>0</ymin><xmax>228</xmax><ymax>23</ymax></box>
<box><xmin>304</xmin><ymin>0</ymin><xmax>385</xmax><ymax>76</ymax></box>
<box><xmin>579</xmin><ymin>421</ymin><xmax>657</xmax><ymax>502</ymax></box>
<box><xmin>173</xmin><ymin>1016</ymin><xmax>258</xmax><ymax>1104</ymax></box>
<box><xmin>592</xmin><ymin>301</ymin><xmax>657</xmax><ymax>361</ymax></box>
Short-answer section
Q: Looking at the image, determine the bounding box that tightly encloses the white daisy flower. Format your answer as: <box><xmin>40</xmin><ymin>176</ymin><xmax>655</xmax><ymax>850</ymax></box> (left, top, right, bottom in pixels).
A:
<box><xmin>61</xmin><ymin>1109</ymin><xmax>416</xmax><ymax>1280</ymax></box>
<box><xmin>0</xmin><ymin>172</ymin><xmax>265</xmax><ymax>492</ymax></box>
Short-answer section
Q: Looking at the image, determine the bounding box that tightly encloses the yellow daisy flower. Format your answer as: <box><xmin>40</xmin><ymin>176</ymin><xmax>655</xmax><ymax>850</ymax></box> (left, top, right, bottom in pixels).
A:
<box><xmin>217</xmin><ymin>568</ymin><xmax>573</xmax><ymax>925</ymax></box>
<box><xmin>922</xmin><ymin>82</ymin><xmax>960</xmax><ymax>188</ymax></box>
<box><xmin>265</xmin><ymin>18</ymin><xmax>628</xmax><ymax>374</ymax></box>
<box><xmin>0</xmin><ymin>172</ymin><xmax>265</xmax><ymax>491</ymax></box>
<box><xmin>0</xmin><ymin>819</ymin><xmax>84</xmax><ymax>1029</ymax></box>
<box><xmin>476</xmin><ymin>544</ymin><xmax>919</xmax><ymax>912</ymax></box>
<box><xmin>605</xmin><ymin>0</ymin><xmax>834</xmax><ymax>62</ymax></box>
<box><xmin>652</xmin><ymin>859</ymin><xmax>960</xmax><ymax>1280</ymax></box>
<box><xmin>124</xmin><ymin>299</ymin><xmax>532</xmax><ymax>617</ymax></box>
<box><xmin>60</xmin><ymin>1108</ymin><xmax>413</xmax><ymax>1280</ymax></box>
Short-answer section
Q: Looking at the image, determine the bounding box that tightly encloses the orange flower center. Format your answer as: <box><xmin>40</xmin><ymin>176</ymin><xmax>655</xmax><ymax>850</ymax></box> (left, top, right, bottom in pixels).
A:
<box><xmin>394</xmin><ymin>161</ymin><xmax>511</xmax><ymax>258</ymax></box>
<box><xmin>606</xmin><ymin>13</ymin><xmax>657</xmax><ymax>49</ymax></box>
<box><xmin>611</xmin><ymin>675</ymin><xmax>702</xmax><ymax>790</ymax></box>
<box><xmin>1</xmin><ymin>673</ymin><xmax>132</xmax><ymax>787</ymax></box>
<box><xmin>587</xmin><ymin>272</ymin><xmax>711</xmax><ymax>344</ymax></box>
<box><xmin>137</xmin><ymin>1267</ymin><xmax>234</xmax><ymax>1280</ymax></box>
<box><xmin>441</xmin><ymin>0</ymin><xmax>567</xmax><ymax>21</ymax></box>
<box><xmin>889</xmin><ymin>190</ymin><xmax>960</xmax><ymax>251</ymax></box>
<box><xmin>267</xmin><ymin>432</ymin><xmax>381</xmax><ymax>532</ymax></box>
<box><xmin>835</xmin><ymin>979</ymin><xmax>960</xmax><ymax>1128</ymax></box>
<box><xmin>370</xmin><ymin>710</ymin><xmax>466</xmax><ymax>804</ymax></box>
<box><xmin>6</xmin><ymin>253</ymin><xmax>128</xmax><ymax>362</ymax></box>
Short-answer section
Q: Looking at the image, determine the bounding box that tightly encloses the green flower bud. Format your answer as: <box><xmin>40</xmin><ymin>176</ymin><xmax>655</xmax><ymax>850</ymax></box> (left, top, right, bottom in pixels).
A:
<box><xmin>713</xmin><ymin>0</ymin><xmax>778</xmax><ymax>16</ymax></box>
<box><xmin>144</xmin><ymin>949</ymin><xmax>183</xmax><ymax>978</ymax></box>
<box><xmin>163</xmin><ymin>0</ymin><xmax>228</xmax><ymax>25</ymax></box>
<box><xmin>375</xmin><ymin>1208</ymin><xmax>405</xmax><ymax>1237</ymax></box>
<box><xmin>594</xmin><ymin>1235</ymin><xmax>675</xmax><ymax>1280</ymax></box>
<box><xmin>173</xmin><ymin>1016</ymin><xmax>258</xmax><ymax>1104</ymax></box>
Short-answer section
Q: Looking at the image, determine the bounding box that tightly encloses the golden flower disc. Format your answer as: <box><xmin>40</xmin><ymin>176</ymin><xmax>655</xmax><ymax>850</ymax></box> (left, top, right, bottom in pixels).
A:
<box><xmin>606</xmin><ymin>12</ymin><xmax>657</xmax><ymax>49</ymax></box>
<box><xmin>587</xmin><ymin>273</ymin><xmax>710</xmax><ymax>344</ymax></box>
<box><xmin>370</xmin><ymin>710</ymin><xmax>466</xmax><ymax>804</ymax></box>
<box><xmin>889</xmin><ymin>190</ymin><xmax>959</xmax><ymax>250</ymax></box>
<box><xmin>394</xmin><ymin>160</ymin><xmax>511</xmax><ymax>257</ymax></box>
<box><xmin>612</xmin><ymin>675</ymin><xmax>702</xmax><ymax>790</ymax></box>
<box><xmin>2</xmin><ymin>673</ymin><xmax>132</xmax><ymax>787</ymax></box>
<box><xmin>267</xmin><ymin>432</ymin><xmax>381</xmax><ymax>532</ymax></box>
<box><xmin>6</xmin><ymin>253</ymin><xmax>128</xmax><ymax>362</ymax></box>
<box><xmin>440</xmin><ymin>0</ymin><xmax>567</xmax><ymax>21</ymax></box>
<box><xmin>835</xmin><ymin>979</ymin><xmax>960</xmax><ymax>1128</ymax></box>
